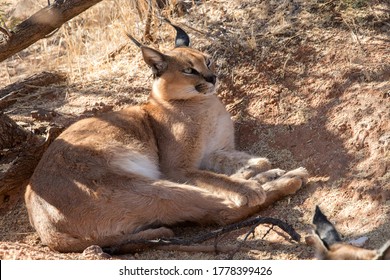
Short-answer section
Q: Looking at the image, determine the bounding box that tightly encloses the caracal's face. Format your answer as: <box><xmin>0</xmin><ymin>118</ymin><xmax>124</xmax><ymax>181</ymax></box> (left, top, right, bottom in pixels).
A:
<box><xmin>152</xmin><ymin>47</ymin><xmax>218</xmax><ymax>101</ymax></box>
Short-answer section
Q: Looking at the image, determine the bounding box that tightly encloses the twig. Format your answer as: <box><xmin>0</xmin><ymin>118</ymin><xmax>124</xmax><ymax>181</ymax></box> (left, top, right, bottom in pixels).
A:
<box><xmin>228</xmin><ymin>221</ymin><xmax>261</xmax><ymax>259</ymax></box>
<box><xmin>107</xmin><ymin>42</ymin><xmax>130</xmax><ymax>60</ymax></box>
<box><xmin>281</xmin><ymin>54</ymin><xmax>291</xmax><ymax>78</ymax></box>
<box><xmin>104</xmin><ymin>216</ymin><xmax>300</xmax><ymax>255</ymax></box>
<box><xmin>261</xmin><ymin>225</ymin><xmax>275</xmax><ymax>239</ymax></box>
<box><xmin>341</xmin><ymin>16</ymin><xmax>365</xmax><ymax>53</ymax></box>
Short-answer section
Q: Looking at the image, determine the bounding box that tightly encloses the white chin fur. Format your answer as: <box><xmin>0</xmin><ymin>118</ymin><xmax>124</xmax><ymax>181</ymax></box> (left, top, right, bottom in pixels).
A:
<box><xmin>204</xmin><ymin>87</ymin><xmax>216</xmax><ymax>95</ymax></box>
<box><xmin>203</xmin><ymin>81</ymin><xmax>218</xmax><ymax>95</ymax></box>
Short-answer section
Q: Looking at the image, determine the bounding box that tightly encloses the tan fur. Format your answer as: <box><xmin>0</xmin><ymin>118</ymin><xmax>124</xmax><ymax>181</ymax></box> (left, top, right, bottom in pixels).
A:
<box><xmin>306</xmin><ymin>235</ymin><xmax>390</xmax><ymax>260</ymax></box>
<box><xmin>25</xmin><ymin>44</ymin><xmax>309</xmax><ymax>253</ymax></box>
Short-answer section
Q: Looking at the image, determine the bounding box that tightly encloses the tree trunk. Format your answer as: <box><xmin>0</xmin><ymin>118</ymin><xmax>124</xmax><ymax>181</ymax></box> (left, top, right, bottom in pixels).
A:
<box><xmin>0</xmin><ymin>113</ymin><xmax>63</xmax><ymax>195</ymax></box>
<box><xmin>0</xmin><ymin>113</ymin><xmax>30</xmax><ymax>150</ymax></box>
<box><xmin>0</xmin><ymin>0</ymin><xmax>103</xmax><ymax>62</ymax></box>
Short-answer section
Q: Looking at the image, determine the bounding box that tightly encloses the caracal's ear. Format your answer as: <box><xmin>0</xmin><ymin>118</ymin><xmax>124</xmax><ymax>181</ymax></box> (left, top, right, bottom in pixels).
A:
<box><xmin>163</xmin><ymin>18</ymin><xmax>190</xmax><ymax>47</ymax></box>
<box><xmin>376</xmin><ymin>240</ymin><xmax>390</xmax><ymax>260</ymax></box>
<box><xmin>126</xmin><ymin>33</ymin><xmax>168</xmax><ymax>77</ymax></box>
<box><xmin>140</xmin><ymin>47</ymin><xmax>167</xmax><ymax>77</ymax></box>
<box><xmin>313</xmin><ymin>205</ymin><xmax>342</xmax><ymax>248</ymax></box>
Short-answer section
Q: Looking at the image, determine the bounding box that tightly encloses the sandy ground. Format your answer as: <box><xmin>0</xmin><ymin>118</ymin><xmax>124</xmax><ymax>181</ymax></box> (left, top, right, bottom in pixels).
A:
<box><xmin>0</xmin><ymin>0</ymin><xmax>389</xmax><ymax>260</ymax></box>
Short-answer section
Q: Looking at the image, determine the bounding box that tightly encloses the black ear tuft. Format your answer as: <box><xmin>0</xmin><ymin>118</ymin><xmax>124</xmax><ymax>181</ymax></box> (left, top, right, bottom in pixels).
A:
<box><xmin>313</xmin><ymin>205</ymin><xmax>342</xmax><ymax>248</ymax></box>
<box><xmin>126</xmin><ymin>33</ymin><xmax>143</xmax><ymax>48</ymax></box>
<box><xmin>163</xmin><ymin>18</ymin><xmax>190</xmax><ymax>47</ymax></box>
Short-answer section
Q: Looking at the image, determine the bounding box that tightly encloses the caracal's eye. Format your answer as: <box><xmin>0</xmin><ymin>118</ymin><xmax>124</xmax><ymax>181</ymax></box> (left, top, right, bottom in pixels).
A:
<box><xmin>182</xmin><ymin>68</ymin><xmax>199</xmax><ymax>75</ymax></box>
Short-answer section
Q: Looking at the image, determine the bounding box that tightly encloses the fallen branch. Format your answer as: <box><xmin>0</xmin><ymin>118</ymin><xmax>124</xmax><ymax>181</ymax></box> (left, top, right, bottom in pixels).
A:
<box><xmin>107</xmin><ymin>43</ymin><xmax>130</xmax><ymax>61</ymax></box>
<box><xmin>0</xmin><ymin>71</ymin><xmax>67</xmax><ymax>110</ymax></box>
<box><xmin>0</xmin><ymin>71</ymin><xmax>67</xmax><ymax>99</ymax></box>
<box><xmin>0</xmin><ymin>122</ymin><xmax>63</xmax><ymax>196</ymax></box>
<box><xmin>104</xmin><ymin>216</ymin><xmax>301</xmax><ymax>255</ymax></box>
<box><xmin>0</xmin><ymin>0</ymin><xmax>103</xmax><ymax>62</ymax></box>
<box><xmin>0</xmin><ymin>113</ymin><xmax>30</xmax><ymax>149</ymax></box>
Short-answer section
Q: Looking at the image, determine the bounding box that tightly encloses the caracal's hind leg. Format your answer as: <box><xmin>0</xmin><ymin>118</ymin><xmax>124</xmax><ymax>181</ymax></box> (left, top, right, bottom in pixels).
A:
<box><xmin>45</xmin><ymin>176</ymin><xmax>262</xmax><ymax>252</ymax></box>
<box><xmin>129</xmin><ymin>179</ymin><xmax>262</xmax><ymax>226</ymax></box>
<box><xmin>120</xmin><ymin>168</ymin><xmax>309</xmax><ymax>240</ymax></box>
<box><xmin>98</xmin><ymin>178</ymin><xmax>264</xmax><ymax>246</ymax></box>
<box><xmin>127</xmin><ymin>227</ymin><xmax>175</xmax><ymax>240</ymax></box>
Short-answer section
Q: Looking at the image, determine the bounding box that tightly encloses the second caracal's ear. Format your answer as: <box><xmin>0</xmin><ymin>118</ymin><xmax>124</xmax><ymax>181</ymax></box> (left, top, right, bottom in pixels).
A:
<box><xmin>126</xmin><ymin>33</ymin><xmax>168</xmax><ymax>77</ymax></box>
<box><xmin>313</xmin><ymin>205</ymin><xmax>342</xmax><ymax>248</ymax></box>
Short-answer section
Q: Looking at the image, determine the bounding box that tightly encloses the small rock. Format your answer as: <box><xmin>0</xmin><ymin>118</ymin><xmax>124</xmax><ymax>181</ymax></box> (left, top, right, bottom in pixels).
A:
<box><xmin>348</xmin><ymin>236</ymin><xmax>369</xmax><ymax>247</ymax></box>
<box><xmin>82</xmin><ymin>245</ymin><xmax>111</xmax><ymax>260</ymax></box>
<box><xmin>31</xmin><ymin>109</ymin><xmax>57</xmax><ymax>121</ymax></box>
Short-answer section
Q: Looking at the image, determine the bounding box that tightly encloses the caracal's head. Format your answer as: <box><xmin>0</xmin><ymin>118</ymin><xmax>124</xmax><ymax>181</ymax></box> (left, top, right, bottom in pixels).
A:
<box><xmin>127</xmin><ymin>21</ymin><xmax>217</xmax><ymax>101</ymax></box>
<box><xmin>306</xmin><ymin>206</ymin><xmax>390</xmax><ymax>260</ymax></box>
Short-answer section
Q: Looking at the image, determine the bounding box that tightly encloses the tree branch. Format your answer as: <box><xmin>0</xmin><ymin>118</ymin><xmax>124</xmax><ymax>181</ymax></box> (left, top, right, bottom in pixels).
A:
<box><xmin>104</xmin><ymin>216</ymin><xmax>301</xmax><ymax>255</ymax></box>
<box><xmin>0</xmin><ymin>0</ymin><xmax>103</xmax><ymax>62</ymax></box>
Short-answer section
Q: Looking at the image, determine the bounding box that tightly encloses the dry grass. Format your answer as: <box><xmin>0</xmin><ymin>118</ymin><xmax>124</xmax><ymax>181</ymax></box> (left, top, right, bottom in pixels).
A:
<box><xmin>1</xmin><ymin>0</ymin><xmax>182</xmax><ymax>83</ymax></box>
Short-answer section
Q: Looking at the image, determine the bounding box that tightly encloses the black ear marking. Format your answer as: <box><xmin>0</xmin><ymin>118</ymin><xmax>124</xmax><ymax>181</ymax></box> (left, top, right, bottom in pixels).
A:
<box><xmin>313</xmin><ymin>205</ymin><xmax>342</xmax><ymax>248</ymax></box>
<box><xmin>126</xmin><ymin>33</ymin><xmax>143</xmax><ymax>48</ymax></box>
<box><xmin>163</xmin><ymin>18</ymin><xmax>190</xmax><ymax>47</ymax></box>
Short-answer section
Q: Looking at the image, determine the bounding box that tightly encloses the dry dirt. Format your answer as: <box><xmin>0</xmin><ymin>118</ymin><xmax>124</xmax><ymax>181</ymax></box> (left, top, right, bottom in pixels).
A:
<box><xmin>0</xmin><ymin>0</ymin><xmax>389</xmax><ymax>260</ymax></box>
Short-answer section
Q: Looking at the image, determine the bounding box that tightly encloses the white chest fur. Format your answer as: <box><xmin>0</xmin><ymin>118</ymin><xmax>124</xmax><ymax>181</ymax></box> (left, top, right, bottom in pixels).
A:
<box><xmin>201</xmin><ymin>108</ymin><xmax>235</xmax><ymax>161</ymax></box>
<box><xmin>110</xmin><ymin>150</ymin><xmax>161</xmax><ymax>180</ymax></box>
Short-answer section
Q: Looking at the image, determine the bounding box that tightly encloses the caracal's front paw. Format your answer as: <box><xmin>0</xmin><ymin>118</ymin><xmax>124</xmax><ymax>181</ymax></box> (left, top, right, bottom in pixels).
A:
<box><xmin>233</xmin><ymin>157</ymin><xmax>272</xmax><ymax>179</ymax></box>
<box><xmin>252</xmin><ymin>168</ymin><xmax>286</xmax><ymax>183</ymax></box>
<box><xmin>228</xmin><ymin>180</ymin><xmax>266</xmax><ymax>207</ymax></box>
